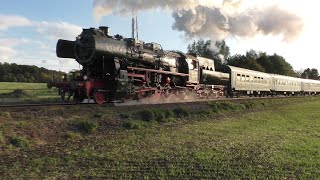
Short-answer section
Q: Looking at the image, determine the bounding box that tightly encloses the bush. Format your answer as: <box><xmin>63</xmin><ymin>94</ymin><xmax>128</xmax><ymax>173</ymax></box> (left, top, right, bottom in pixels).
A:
<box><xmin>93</xmin><ymin>113</ymin><xmax>103</xmax><ymax>118</ymax></box>
<box><xmin>139</xmin><ymin>110</ymin><xmax>155</xmax><ymax>122</ymax></box>
<box><xmin>173</xmin><ymin>107</ymin><xmax>189</xmax><ymax>118</ymax></box>
<box><xmin>161</xmin><ymin>117</ymin><xmax>176</xmax><ymax>123</ymax></box>
<box><xmin>220</xmin><ymin>102</ymin><xmax>237</xmax><ymax>110</ymax></box>
<box><xmin>10</xmin><ymin>136</ymin><xmax>29</xmax><ymax>148</ymax></box>
<box><xmin>74</xmin><ymin>120</ymin><xmax>98</xmax><ymax>133</ymax></box>
<box><xmin>164</xmin><ymin>110</ymin><xmax>174</xmax><ymax>118</ymax></box>
<box><xmin>195</xmin><ymin>110</ymin><xmax>212</xmax><ymax>117</ymax></box>
<box><xmin>241</xmin><ymin>102</ymin><xmax>254</xmax><ymax>109</ymax></box>
<box><xmin>209</xmin><ymin>103</ymin><xmax>222</xmax><ymax>113</ymax></box>
<box><xmin>123</xmin><ymin>121</ymin><xmax>141</xmax><ymax>129</ymax></box>
<box><xmin>209</xmin><ymin>102</ymin><xmax>245</xmax><ymax>112</ymax></box>
<box><xmin>153</xmin><ymin>110</ymin><xmax>166</xmax><ymax>122</ymax></box>
<box><xmin>120</xmin><ymin>113</ymin><xmax>130</xmax><ymax>119</ymax></box>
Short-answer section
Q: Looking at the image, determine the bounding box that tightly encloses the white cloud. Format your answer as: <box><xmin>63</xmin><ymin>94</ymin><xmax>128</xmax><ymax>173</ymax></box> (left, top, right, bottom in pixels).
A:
<box><xmin>35</xmin><ymin>21</ymin><xmax>82</xmax><ymax>40</ymax></box>
<box><xmin>0</xmin><ymin>15</ymin><xmax>32</xmax><ymax>31</ymax></box>
<box><xmin>0</xmin><ymin>38</ymin><xmax>31</xmax><ymax>62</ymax></box>
<box><xmin>0</xmin><ymin>46</ymin><xmax>16</xmax><ymax>61</ymax></box>
<box><xmin>0</xmin><ymin>14</ymin><xmax>82</xmax><ymax>71</ymax></box>
<box><xmin>0</xmin><ymin>38</ymin><xmax>31</xmax><ymax>47</ymax></box>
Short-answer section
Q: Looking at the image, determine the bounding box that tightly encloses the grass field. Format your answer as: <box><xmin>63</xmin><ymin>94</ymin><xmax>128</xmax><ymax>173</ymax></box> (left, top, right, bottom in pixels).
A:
<box><xmin>0</xmin><ymin>97</ymin><xmax>319</xmax><ymax>178</ymax></box>
<box><xmin>0</xmin><ymin>82</ymin><xmax>60</xmax><ymax>104</ymax></box>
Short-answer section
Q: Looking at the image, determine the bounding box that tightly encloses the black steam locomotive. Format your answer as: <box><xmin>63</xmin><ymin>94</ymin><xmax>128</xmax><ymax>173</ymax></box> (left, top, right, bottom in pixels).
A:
<box><xmin>49</xmin><ymin>26</ymin><xmax>228</xmax><ymax>104</ymax></box>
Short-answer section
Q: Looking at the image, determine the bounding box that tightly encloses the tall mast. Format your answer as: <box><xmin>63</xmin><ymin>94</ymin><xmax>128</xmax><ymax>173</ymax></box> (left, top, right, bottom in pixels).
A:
<box><xmin>136</xmin><ymin>16</ymin><xmax>139</xmax><ymax>40</ymax></box>
<box><xmin>132</xmin><ymin>16</ymin><xmax>139</xmax><ymax>39</ymax></box>
<box><xmin>131</xmin><ymin>17</ymin><xmax>135</xmax><ymax>39</ymax></box>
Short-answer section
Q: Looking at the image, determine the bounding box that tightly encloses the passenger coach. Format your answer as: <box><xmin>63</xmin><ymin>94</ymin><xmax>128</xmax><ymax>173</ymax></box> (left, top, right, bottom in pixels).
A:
<box><xmin>272</xmin><ymin>74</ymin><xmax>301</xmax><ymax>96</ymax></box>
<box><xmin>226</xmin><ymin>66</ymin><xmax>272</xmax><ymax>97</ymax></box>
<box><xmin>226</xmin><ymin>65</ymin><xmax>320</xmax><ymax>97</ymax></box>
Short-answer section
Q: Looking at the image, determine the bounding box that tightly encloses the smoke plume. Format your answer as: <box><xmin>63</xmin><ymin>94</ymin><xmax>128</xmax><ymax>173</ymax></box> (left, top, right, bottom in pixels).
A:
<box><xmin>93</xmin><ymin>0</ymin><xmax>303</xmax><ymax>41</ymax></box>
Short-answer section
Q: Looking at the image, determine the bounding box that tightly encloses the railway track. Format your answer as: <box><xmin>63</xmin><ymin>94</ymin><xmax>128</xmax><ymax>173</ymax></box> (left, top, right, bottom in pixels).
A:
<box><xmin>0</xmin><ymin>95</ymin><xmax>307</xmax><ymax>110</ymax></box>
<box><xmin>0</xmin><ymin>102</ymin><xmax>81</xmax><ymax>109</ymax></box>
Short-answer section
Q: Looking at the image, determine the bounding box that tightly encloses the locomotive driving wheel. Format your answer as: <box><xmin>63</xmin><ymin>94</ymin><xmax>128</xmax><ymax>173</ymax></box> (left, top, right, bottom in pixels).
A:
<box><xmin>93</xmin><ymin>89</ymin><xmax>106</xmax><ymax>105</ymax></box>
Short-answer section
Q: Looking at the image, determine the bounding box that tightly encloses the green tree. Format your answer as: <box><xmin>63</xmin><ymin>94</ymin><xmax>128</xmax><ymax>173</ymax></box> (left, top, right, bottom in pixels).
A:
<box><xmin>187</xmin><ymin>39</ymin><xmax>228</xmax><ymax>70</ymax></box>
<box><xmin>0</xmin><ymin>62</ymin><xmax>66</xmax><ymax>82</ymax></box>
<box><xmin>264</xmin><ymin>54</ymin><xmax>296</xmax><ymax>76</ymax></box>
<box><xmin>301</xmin><ymin>68</ymin><xmax>319</xmax><ymax>79</ymax></box>
<box><xmin>226</xmin><ymin>53</ymin><xmax>265</xmax><ymax>72</ymax></box>
<box><xmin>0</xmin><ymin>62</ymin><xmax>4</xmax><ymax>81</ymax></box>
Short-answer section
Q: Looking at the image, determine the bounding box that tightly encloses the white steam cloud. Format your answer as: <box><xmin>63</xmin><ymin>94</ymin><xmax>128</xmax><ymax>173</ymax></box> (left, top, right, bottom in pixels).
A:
<box><xmin>172</xmin><ymin>5</ymin><xmax>303</xmax><ymax>41</ymax></box>
<box><xmin>93</xmin><ymin>0</ymin><xmax>303</xmax><ymax>41</ymax></box>
<box><xmin>93</xmin><ymin>0</ymin><xmax>216</xmax><ymax>21</ymax></box>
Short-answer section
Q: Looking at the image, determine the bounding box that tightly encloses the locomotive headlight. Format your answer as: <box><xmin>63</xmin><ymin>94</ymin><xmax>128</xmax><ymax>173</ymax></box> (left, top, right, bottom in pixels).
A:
<box><xmin>83</xmin><ymin>75</ymin><xmax>88</xmax><ymax>80</ymax></box>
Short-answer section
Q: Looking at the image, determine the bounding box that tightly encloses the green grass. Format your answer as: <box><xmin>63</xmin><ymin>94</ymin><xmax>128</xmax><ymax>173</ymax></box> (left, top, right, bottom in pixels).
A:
<box><xmin>0</xmin><ymin>82</ymin><xmax>47</xmax><ymax>90</ymax></box>
<box><xmin>0</xmin><ymin>82</ymin><xmax>60</xmax><ymax>104</ymax></box>
<box><xmin>0</xmin><ymin>97</ymin><xmax>319</xmax><ymax>178</ymax></box>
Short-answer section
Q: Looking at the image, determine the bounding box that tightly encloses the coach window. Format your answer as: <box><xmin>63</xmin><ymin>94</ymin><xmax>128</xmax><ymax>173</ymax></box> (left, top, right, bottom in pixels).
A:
<box><xmin>246</xmin><ymin>75</ymin><xmax>250</xmax><ymax>82</ymax></box>
<box><xmin>241</xmin><ymin>75</ymin><xmax>245</xmax><ymax>82</ymax></box>
<box><xmin>237</xmin><ymin>74</ymin><xmax>241</xmax><ymax>81</ymax></box>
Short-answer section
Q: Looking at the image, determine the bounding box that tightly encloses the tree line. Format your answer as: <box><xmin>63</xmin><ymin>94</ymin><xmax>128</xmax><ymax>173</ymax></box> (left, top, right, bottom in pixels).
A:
<box><xmin>0</xmin><ymin>62</ymin><xmax>65</xmax><ymax>83</ymax></box>
<box><xmin>188</xmin><ymin>39</ymin><xmax>319</xmax><ymax>80</ymax></box>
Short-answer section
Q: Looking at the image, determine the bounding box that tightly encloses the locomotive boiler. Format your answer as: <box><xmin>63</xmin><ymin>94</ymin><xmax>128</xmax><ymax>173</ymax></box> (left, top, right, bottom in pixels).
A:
<box><xmin>50</xmin><ymin>26</ymin><xmax>228</xmax><ymax>104</ymax></box>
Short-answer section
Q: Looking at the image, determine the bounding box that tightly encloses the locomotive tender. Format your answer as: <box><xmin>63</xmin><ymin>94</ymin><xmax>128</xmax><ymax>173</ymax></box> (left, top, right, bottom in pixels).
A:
<box><xmin>49</xmin><ymin>26</ymin><xmax>320</xmax><ymax>104</ymax></box>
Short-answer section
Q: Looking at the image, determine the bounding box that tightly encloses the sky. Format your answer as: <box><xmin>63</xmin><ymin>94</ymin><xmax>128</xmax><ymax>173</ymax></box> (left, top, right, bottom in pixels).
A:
<box><xmin>0</xmin><ymin>0</ymin><xmax>319</xmax><ymax>72</ymax></box>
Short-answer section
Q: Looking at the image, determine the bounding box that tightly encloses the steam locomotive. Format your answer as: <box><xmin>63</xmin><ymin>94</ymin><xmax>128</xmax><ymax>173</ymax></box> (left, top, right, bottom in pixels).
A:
<box><xmin>48</xmin><ymin>26</ymin><xmax>228</xmax><ymax>104</ymax></box>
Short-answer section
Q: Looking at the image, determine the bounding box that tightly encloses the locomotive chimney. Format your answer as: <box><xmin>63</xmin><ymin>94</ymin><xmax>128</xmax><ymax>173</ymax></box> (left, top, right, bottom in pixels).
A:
<box><xmin>99</xmin><ymin>26</ymin><xmax>110</xmax><ymax>36</ymax></box>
